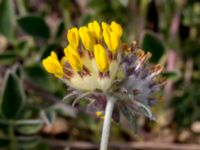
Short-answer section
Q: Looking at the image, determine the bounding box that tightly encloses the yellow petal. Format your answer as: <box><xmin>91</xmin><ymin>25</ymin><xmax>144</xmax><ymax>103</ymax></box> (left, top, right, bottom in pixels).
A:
<box><xmin>61</xmin><ymin>56</ymin><xmax>68</xmax><ymax>66</ymax></box>
<box><xmin>109</xmin><ymin>32</ymin><xmax>119</xmax><ymax>53</ymax></box>
<box><xmin>102</xmin><ymin>22</ymin><xmax>111</xmax><ymax>33</ymax></box>
<box><xmin>110</xmin><ymin>21</ymin><xmax>123</xmax><ymax>37</ymax></box>
<box><xmin>94</xmin><ymin>44</ymin><xmax>109</xmax><ymax>72</ymax></box>
<box><xmin>64</xmin><ymin>45</ymin><xmax>83</xmax><ymax>71</ymax></box>
<box><xmin>79</xmin><ymin>26</ymin><xmax>94</xmax><ymax>51</ymax></box>
<box><xmin>67</xmin><ymin>27</ymin><xmax>79</xmax><ymax>49</ymax></box>
<box><xmin>88</xmin><ymin>21</ymin><xmax>102</xmax><ymax>39</ymax></box>
<box><xmin>42</xmin><ymin>51</ymin><xmax>64</xmax><ymax>78</ymax></box>
<box><xmin>64</xmin><ymin>45</ymin><xmax>79</xmax><ymax>57</ymax></box>
<box><xmin>93</xmin><ymin>21</ymin><xmax>102</xmax><ymax>39</ymax></box>
<box><xmin>102</xmin><ymin>22</ymin><xmax>119</xmax><ymax>53</ymax></box>
<box><xmin>103</xmin><ymin>30</ymin><xmax>119</xmax><ymax>53</ymax></box>
<box><xmin>102</xmin><ymin>25</ymin><xmax>112</xmax><ymax>51</ymax></box>
<box><xmin>51</xmin><ymin>51</ymin><xmax>58</xmax><ymax>59</ymax></box>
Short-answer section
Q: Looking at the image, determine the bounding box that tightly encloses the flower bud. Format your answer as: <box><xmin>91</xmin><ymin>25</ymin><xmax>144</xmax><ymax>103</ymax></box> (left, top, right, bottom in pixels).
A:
<box><xmin>67</xmin><ymin>27</ymin><xmax>79</xmax><ymax>49</ymax></box>
<box><xmin>42</xmin><ymin>51</ymin><xmax>64</xmax><ymax>78</ymax></box>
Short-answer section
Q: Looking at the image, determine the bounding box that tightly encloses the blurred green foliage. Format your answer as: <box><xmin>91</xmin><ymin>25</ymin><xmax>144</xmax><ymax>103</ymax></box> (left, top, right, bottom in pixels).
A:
<box><xmin>0</xmin><ymin>0</ymin><xmax>200</xmax><ymax>149</ymax></box>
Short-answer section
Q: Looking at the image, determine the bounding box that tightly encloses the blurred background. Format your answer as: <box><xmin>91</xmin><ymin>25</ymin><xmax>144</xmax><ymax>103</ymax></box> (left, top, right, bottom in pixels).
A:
<box><xmin>0</xmin><ymin>0</ymin><xmax>200</xmax><ymax>149</ymax></box>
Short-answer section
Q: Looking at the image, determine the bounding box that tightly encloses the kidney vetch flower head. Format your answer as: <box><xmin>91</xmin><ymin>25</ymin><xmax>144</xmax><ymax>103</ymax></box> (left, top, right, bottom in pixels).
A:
<box><xmin>42</xmin><ymin>20</ymin><xmax>165</xmax><ymax>149</ymax></box>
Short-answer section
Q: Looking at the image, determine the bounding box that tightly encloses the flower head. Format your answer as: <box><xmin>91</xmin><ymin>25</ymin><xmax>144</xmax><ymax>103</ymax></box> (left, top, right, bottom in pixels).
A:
<box><xmin>43</xmin><ymin>20</ymin><xmax>122</xmax><ymax>91</ymax></box>
<box><xmin>42</xmin><ymin>21</ymin><xmax>165</xmax><ymax>126</ymax></box>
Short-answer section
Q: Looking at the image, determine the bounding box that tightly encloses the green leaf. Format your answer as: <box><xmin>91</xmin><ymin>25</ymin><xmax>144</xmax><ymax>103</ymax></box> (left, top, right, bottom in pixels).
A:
<box><xmin>17</xmin><ymin>136</ymin><xmax>40</xmax><ymax>149</ymax></box>
<box><xmin>0</xmin><ymin>0</ymin><xmax>15</xmax><ymax>40</ymax></box>
<box><xmin>0</xmin><ymin>51</ymin><xmax>16</xmax><ymax>65</ymax></box>
<box><xmin>17</xmin><ymin>15</ymin><xmax>50</xmax><ymax>39</ymax></box>
<box><xmin>24</xmin><ymin>63</ymin><xmax>55</xmax><ymax>92</ymax></box>
<box><xmin>1</xmin><ymin>70</ymin><xmax>25</xmax><ymax>119</ymax></box>
<box><xmin>141</xmin><ymin>31</ymin><xmax>165</xmax><ymax>63</ymax></box>
<box><xmin>15</xmin><ymin>119</ymin><xmax>43</xmax><ymax>135</ymax></box>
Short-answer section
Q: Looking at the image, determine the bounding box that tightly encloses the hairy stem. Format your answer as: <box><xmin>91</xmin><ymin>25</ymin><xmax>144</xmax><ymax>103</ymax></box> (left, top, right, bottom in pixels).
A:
<box><xmin>100</xmin><ymin>96</ymin><xmax>116</xmax><ymax>150</ymax></box>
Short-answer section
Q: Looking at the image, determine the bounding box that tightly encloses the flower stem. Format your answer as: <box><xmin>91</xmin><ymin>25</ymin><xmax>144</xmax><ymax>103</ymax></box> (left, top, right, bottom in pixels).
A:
<box><xmin>17</xmin><ymin>0</ymin><xmax>26</xmax><ymax>15</ymax></box>
<box><xmin>8</xmin><ymin>123</ymin><xmax>17</xmax><ymax>150</ymax></box>
<box><xmin>100</xmin><ymin>96</ymin><xmax>116</xmax><ymax>150</ymax></box>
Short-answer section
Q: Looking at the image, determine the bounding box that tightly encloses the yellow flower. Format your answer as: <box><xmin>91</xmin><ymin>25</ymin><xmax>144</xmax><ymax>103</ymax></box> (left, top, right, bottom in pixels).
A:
<box><xmin>64</xmin><ymin>45</ymin><xmax>83</xmax><ymax>72</ymax></box>
<box><xmin>67</xmin><ymin>27</ymin><xmax>79</xmax><ymax>49</ymax></box>
<box><xmin>94</xmin><ymin>44</ymin><xmax>109</xmax><ymax>72</ymax></box>
<box><xmin>42</xmin><ymin>51</ymin><xmax>64</xmax><ymax>78</ymax></box>
<box><xmin>42</xmin><ymin>20</ymin><xmax>123</xmax><ymax>91</ymax></box>
<box><xmin>110</xmin><ymin>21</ymin><xmax>123</xmax><ymax>37</ymax></box>
<box><xmin>102</xmin><ymin>22</ymin><xmax>111</xmax><ymax>33</ymax></box>
<box><xmin>102</xmin><ymin>22</ymin><xmax>120</xmax><ymax>53</ymax></box>
<box><xmin>88</xmin><ymin>21</ymin><xmax>102</xmax><ymax>40</ymax></box>
<box><xmin>79</xmin><ymin>26</ymin><xmax>95</xmax><ymax>51</ymax></box>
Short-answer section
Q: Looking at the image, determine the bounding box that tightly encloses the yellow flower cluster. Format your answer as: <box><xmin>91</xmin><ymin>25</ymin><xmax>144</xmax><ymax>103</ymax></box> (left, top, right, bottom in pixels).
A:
<box><xmin>42</xmin><ymin>20</ymin><xmax>123</xmax><ymax>79</ymax></box>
